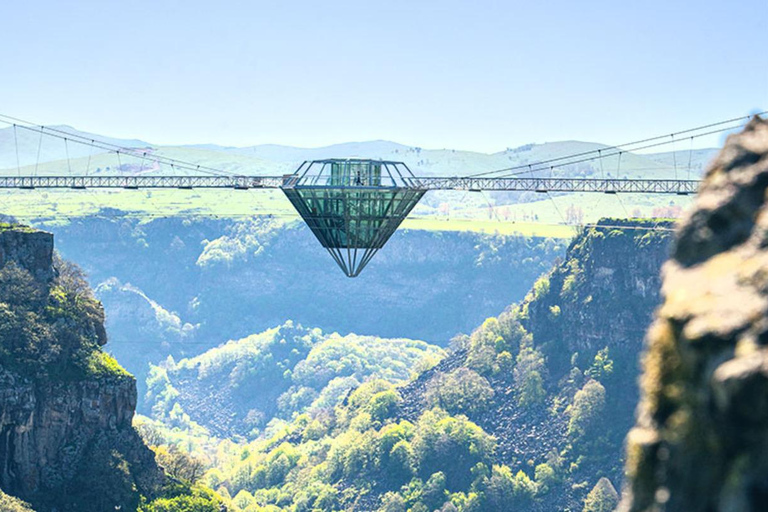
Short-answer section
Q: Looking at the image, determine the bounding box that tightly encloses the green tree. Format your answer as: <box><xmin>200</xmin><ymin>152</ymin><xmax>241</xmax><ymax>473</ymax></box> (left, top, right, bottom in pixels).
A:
<box><xmin>378</xmin><ymin>492</ymin><xmax>406</xmax><ymax>512</ymax></box>
<box><xmin>154</xmin><ymin>445</ymin><xmax>206</xmax><ymax>483</ymax></box>
<box><xmin>421</xmin><ymin>472</ymin><xmax>448</xmax><ymax>510</ymax></box>
<box><xmin>585</xmin><ymin>347</ymin><xmax>614</xmax><ymax>380</ymax></box>
<box><xmin>367</xmin><ymin>389</ymin><xmax>402</xmax><ymax>423</ymax></box>
<box><xmin>139</xmin><ymin>484</ymin><xmax>224</xmax><ymax>512</ymax></box>
<box><xmin>386</xmin><ymin>440</ymin><xmax>415</xmax><ymax>486</ymax></box>
<box><xmin>583</xmin><ymin>477</ymin><xmax>619</xmax><ymax>512</ymax></box>
<box><xmin>534</xmin><ymin>462</ymin><xmax>557</xmax><ymax>494</ymax></box>
<box><xmin>568</xmin><ymin>380</ymin><xmax>606</xmax><ymax>441</ymax></box>
<box><xmin>480</xmin><ymin>465</ymin><xmax>536</xmax><ymax>512</ymax></box>
<box><xmin>514</xmin><ymin>346</ymin><xmax>546</xmax><ymax>407</ymax></box>
<box><xmin>411</xmin><ymin>409</ymin><xmax>495</xmax><ymax>490</ymax></box>
<box><xmin>425</xmin><ymin>368</ymin><xmax>494</xmax><ymax>416</ymax></box>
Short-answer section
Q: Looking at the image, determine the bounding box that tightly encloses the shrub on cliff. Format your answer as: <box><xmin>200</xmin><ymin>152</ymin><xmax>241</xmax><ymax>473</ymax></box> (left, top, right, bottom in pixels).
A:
<box><xmin>425</xmin><ymin>368</ymin><xmax>494</xmax><ymax>415</ymax></box>
<box><xmin>154</xmin><ymin>445</ymin><xmax>207</xmax><ymax>483</ymax></box>
<box><xmin>582</xmin><ymin>477</ymin><xmax>619</xmax><ymax>512</ymax></box>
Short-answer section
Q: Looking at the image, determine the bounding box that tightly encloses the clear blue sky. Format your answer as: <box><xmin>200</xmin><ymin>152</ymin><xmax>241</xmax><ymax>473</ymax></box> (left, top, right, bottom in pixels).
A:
<box><xmin>0</xmin><ymin>0</ymin><xmax>766</xmax><ymax>152</ymax></box>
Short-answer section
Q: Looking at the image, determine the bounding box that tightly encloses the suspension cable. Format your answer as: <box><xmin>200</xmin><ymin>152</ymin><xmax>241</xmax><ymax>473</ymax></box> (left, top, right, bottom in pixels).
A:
<box><xmin>34</xmin><ymin>126</ymin><xmax>44</xmax><ymax>177</ymax></box>
<box><xmin>0</xmin><ymin>114</ymin><xmax>243</xmax><ymax>178</ymax></box>
<box><xmin>468</xmin><ymin>112</ymin><xmax>765</xmax><ymax>178</ymax></box>
<box><xmin>490</xmin><ymin>124</ymin><xmax>747</xmax><ymax>179</ymax></box>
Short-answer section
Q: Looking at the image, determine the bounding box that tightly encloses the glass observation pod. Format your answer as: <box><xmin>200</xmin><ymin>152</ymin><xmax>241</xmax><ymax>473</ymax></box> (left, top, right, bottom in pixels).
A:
<box><xmin>282</xmin><ymin>159</ymin><xmax>425</xmax><ymax>277</ymax></box>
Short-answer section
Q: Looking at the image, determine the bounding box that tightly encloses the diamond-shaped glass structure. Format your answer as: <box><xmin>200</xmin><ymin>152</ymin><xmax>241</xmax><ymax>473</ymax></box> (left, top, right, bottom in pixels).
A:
<box><xmin>282</xmin><ymin>159</ymin><xmax>425</xmax><ymax>277</ymax></box>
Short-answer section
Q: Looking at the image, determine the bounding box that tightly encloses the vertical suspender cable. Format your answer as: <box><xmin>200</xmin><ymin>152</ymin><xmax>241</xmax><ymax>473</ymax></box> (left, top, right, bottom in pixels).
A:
<box><xmin>687</xmin><ymin>137</ymin><xmax>693</xmax><ymax>180</ymax></box>
<box><xmin>616</xmin><ymin>151</ymin><xmax>623</xmax><ymax>179</ymax></box>
<box><xmin>64</xmin><ymin>138</ymin><xmax>72</xmax><ymax>175</ymax></box>
<box><xmin>671</xmin><ymin>134</ymin><xmax>678</xmax><ymax>180</ymax></box>
<box><xmin>34</xmin><ymin>126</ymin><xmax>44</xmax><ymax>177</ymax></box>
<box><xmin>598</xmin><ymin>149</ymin><xmax>604</xmax><ymax>179</ymax></box>
<box><xmin>86</xmin><ymin>140</ymin><xmax>94</xmax><ymax>175</ymax></box>
<box><xmin>13</xmin><ymin>124</ymin><xmax>21</xmax><ymax>177</ymax></box>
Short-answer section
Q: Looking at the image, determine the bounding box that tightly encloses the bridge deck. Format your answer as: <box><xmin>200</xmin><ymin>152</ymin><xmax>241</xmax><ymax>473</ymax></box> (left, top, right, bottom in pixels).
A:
<box><xmin>0</xmin><ymin>175</ymin><xmax>699</xmax><ymax>194</ymax></box>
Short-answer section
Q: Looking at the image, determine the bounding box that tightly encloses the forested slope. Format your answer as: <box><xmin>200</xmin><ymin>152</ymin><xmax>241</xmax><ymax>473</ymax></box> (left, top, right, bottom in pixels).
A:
<box><xmin>145</xmin><ymin>323</ymin><xmax>445</xmax><ymax>438</ymax></box>
<box><xmin>387</xmin><ymin>218</ymin><xmax>672</xmax><ymax>510</ymax></box>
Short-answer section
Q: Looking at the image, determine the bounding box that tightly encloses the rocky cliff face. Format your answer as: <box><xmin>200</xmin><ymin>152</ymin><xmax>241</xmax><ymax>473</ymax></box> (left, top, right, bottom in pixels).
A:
<box><xmin>526</xmin><ymin>218</ymin><xmax>672</xmax><ymax>374</ymax></box>
<box><xmin>0</xmin><ymin>225</ymin><xmax>163</xmax><ymax>511</ymax></box>
<box><xmin>620</xmin><ymin>117</ymin><xmax>768</xmax><ymax>511</ymax></box>
<box><xmin>0</xmin><ymin>226</ymin><xmax>54</xmax><ymax>283</ymax></box>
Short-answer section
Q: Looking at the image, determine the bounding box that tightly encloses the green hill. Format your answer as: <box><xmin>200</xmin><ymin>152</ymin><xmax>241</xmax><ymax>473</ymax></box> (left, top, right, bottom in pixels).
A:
<box><xmin>145</xmin><ymin>322</ymin><xmax>445</xmax><ymax>438</ymax></box>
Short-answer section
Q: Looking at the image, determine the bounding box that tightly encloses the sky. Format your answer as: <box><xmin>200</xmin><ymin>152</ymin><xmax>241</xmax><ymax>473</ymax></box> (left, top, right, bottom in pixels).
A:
<box><xmin>0</xmin><ymin>0</ymin><xmax>766</xmax><ymax>153</ymax></box>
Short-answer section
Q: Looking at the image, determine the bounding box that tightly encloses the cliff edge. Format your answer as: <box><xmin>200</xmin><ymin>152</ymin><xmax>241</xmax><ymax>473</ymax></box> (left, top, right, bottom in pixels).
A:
<box><xmin>621</xmin><ymin>116</ymin><xmax>768</xmax><ymax>511</ymax></box>
<box><xmin>0</xmin><ymin>225</ymin><xmax>163</xmax><ymax>511</ymax></box>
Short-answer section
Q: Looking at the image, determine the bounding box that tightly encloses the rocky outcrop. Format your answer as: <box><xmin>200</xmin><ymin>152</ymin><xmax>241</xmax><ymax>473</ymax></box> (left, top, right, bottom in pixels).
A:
<box><xmin>0</xmin><ymin>225</ymin><xmax>163</xmax><ymax>511</ymax></box>
<box><xmin>526</xmin><ymin>218</ymin><xmax>672</xmax><ymax>373</ymax></box>
<box><xmin>620</xmin><ymin>116</ymin><xmax>768</xmax><ymax>511</ymax></box>
<box><xmin>0</xmin><ymin>226</ymin><xmax>54</xmax><ymax>283</ymax></box>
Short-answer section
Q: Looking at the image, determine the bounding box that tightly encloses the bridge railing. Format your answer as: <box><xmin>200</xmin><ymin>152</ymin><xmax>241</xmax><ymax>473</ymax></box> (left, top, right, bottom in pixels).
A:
<box><xmin>405</xmin><ymin>176</ymin><xmax>700</xmax><ymax>194</ymax></box>
<box><xmin>0</xmin><ymin>175</ymin><xmax>286</xmax><ymax>189</ymax></box>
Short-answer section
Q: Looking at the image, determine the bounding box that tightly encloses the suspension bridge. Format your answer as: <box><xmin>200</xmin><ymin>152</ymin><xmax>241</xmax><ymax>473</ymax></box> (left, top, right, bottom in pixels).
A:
<box><xmin>0</xmin><ymin>112</ymin><xmax>762</xmax><ymax>276</ymax></box>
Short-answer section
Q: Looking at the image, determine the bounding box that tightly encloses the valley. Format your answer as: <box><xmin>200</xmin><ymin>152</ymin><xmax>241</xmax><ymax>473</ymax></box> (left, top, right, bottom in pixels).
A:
<box><xmin>0</xmin><ymin>121</ymin><xmax>751</xmax><ymax>511</ymax></box>
<box><xmin>0</xmin><ymin>208</ymin><xmax>673</xmax><ymax>511</ymax></box>
<box><xmin>0</xmin><ymin>0</ymin><xmax>764</xmax><ymax>509</ymax></box>
<box><xmin>0</xmin><ymin>203</ymin><xmax>672</xmax><ymax>511</ymax></box>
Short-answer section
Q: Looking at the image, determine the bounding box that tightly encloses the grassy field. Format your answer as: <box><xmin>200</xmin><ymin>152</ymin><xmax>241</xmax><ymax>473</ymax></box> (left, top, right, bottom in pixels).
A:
<box><xmin>0</xmin><ymin>186</ymin><xmax>689</xmax><ymax>239</ymax></box>
<box><xmin>401</xmin><ymin>217</ymin><xmax>578</xmax><ymax>238</ymax></box>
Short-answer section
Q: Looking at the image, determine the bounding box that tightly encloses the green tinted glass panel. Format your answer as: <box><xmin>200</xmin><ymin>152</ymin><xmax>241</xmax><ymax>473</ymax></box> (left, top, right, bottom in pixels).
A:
<box><xmin>283</xmin><ymin>186</ymin><xmax>424</xmax><ymax>277</ymax></box>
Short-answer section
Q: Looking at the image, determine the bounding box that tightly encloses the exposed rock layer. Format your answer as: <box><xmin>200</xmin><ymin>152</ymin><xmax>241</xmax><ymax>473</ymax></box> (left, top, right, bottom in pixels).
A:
<box><xmin>620</xmin><ymin>117</ymin><xmax>768</xmax><ymax>511</ymax></box>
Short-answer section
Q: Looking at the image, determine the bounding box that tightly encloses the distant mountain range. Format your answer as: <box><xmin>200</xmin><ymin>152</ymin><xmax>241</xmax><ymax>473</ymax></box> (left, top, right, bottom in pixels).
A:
<box><xmin>0</xmin><ymin>124</ymin><xmax>718</xmax><ymax>179</ymax></box>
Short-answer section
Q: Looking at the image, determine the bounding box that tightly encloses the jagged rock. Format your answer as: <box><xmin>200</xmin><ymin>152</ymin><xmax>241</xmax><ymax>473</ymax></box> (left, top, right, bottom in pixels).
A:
<box><xmin>525</xmin><ymin>218</ymin><xmax>672</xmax><ymax>375</ymax></box>
<box><xmin>620</xmin><ymin>116</ymin><xmax>768</xmax><ymax>511</ymax></box>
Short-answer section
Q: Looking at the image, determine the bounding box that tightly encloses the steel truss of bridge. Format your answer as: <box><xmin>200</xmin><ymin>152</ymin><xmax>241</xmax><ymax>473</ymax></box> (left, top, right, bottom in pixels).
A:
<box><xmin>0</xmin><ymin>174</ymin><xmax>699</xmax><ymax>194</ymax></box>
